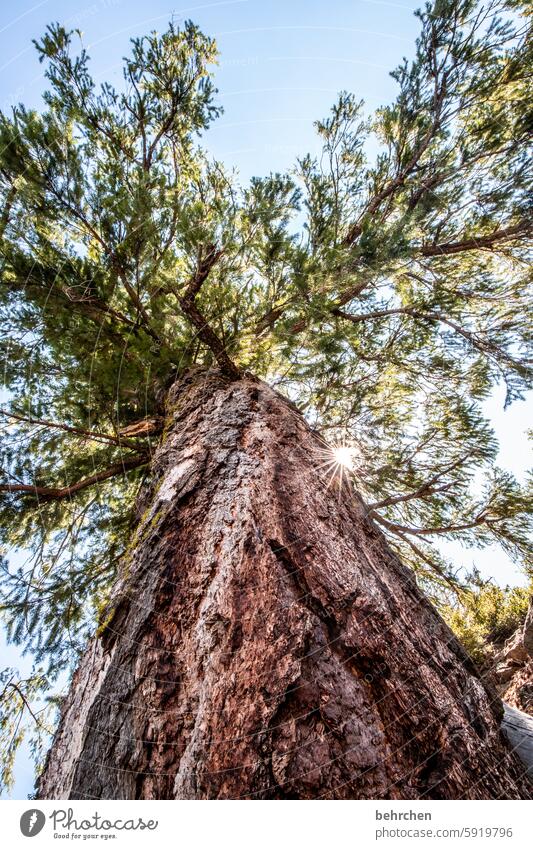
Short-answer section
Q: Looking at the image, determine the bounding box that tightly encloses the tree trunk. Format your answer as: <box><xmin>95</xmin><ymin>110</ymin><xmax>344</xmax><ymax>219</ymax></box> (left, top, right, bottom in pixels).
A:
<box><xmin>37</xmin><ymin>369</ymin><xmax>531</xmax><ymax>800</ymax></box>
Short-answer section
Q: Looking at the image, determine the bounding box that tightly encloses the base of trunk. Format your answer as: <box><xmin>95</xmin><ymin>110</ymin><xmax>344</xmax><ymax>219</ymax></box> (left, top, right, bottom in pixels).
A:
<box><xmin>38</xmin><ymin>369</ymin><xmax>531</xmax><ymax>799</ymax></box>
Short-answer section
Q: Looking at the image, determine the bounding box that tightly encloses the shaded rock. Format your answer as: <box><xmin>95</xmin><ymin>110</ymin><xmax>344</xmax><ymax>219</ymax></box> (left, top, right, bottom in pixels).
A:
<box><xmin>494</xmin><ymin>599</ymin><xmax>533</xmax><ymax>718</ymax></box>
<box><xmin>497</xmin><ymin>630</ymin><xmax>528</xmax><ymax>666</ymax></box>
<box><xmin>501</xmin><ymin>660</ymin><xmax>533</xmax><ymax>717</ymax></box>
<box><xmin>502</xmin><ymin>704</ymin><xmax>533</xmax><ymax>778</ymax></box>
<box><xmin>496</xmin><ymin>663</ymin><xmax>519</xmax><ymax>684</ymax></box>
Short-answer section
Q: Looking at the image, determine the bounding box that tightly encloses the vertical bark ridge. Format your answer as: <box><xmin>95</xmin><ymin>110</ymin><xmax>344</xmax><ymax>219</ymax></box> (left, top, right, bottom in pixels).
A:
<box><xmin>37</xmin><ymin>368</ymin><xmax>531</xmax><ymax>799</ymax></box>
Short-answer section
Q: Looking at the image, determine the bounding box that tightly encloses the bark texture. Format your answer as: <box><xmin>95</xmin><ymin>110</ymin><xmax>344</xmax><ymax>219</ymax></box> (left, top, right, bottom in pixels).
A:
<box><xmin>38</xmin><ymin>369</ymin><xmax>531</xmax><ymax>799</ymax></box>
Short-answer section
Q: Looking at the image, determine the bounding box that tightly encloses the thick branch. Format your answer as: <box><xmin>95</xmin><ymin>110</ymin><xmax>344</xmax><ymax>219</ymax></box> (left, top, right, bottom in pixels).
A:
<box><xmin>0</xmin><ymin>455</ymin><xmax>147</xmax><ymax>501</ymax></box>
<box><xmin>113</xmin><ymin>264</ymin><xmax>161</xmax><ymax>343</ymax></box>
<box><xmin>181</xmin><ymin>244</ymin><xmax>225</xmax><ymax>302</ymax></box>
<box><xmin>177</xmin><ymin>246</ymin><xmax>242</xmax><ymax>380</ymax></box>
<box><xmin>0</xmin><ymin>184</ymin><xmax>17</xmax><ymax>239</ymax></box>
<box><xmin>419</xmin><ymin>220</ymin><xmax>531</xmax><ymax>257</ymax></box>
<box><xmin>0</xmin><ymin>408</ymin><xmax>139</xmax><ymax>450</ymax></box>
<box><xmin>178</xmin><ymin>297</ymin><xmax>242</xmax><ymax>380</ymax></box>
<box><xmin>255</xmin><ymin>217</ymin><xmax>531</xmax><ymax>336</ymax></box>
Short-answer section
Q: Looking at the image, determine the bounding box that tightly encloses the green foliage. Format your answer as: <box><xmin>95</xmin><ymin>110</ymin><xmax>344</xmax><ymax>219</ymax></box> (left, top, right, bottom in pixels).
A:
<box><xmin>442</xmin><ymin>572</ymin><xmax>532</xmax><ymax>664</ymax></box>
<box><xmin>0</xmin><ymin>667</ymin><xmax>53</xmax><ymax>795</ymax></box>
<box><xmin>0</xmin><ymin>1</ymin><xmax>532</xmax><ymax>788</ymax></box>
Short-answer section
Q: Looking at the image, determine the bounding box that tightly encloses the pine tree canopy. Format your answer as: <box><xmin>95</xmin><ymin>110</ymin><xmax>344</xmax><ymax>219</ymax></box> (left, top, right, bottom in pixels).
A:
<box><xmin>0</xmin><ymin>0</ymin><xmax>531</xmax><ymax>788</ymax></box>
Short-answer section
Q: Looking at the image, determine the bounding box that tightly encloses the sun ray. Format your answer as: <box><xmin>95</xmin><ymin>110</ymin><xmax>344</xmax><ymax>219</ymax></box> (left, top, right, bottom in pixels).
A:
<box><xmin>314</xmin><ymin>436</ymin><xmax>360</xmax><ymax>498</ymax></box>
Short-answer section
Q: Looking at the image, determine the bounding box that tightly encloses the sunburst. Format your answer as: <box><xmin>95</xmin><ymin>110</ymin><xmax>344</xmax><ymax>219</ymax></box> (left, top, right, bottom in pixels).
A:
<box><xmin>332</xmin><ymin>445</ymin><xmax>356</xmax><ymax>471</ymax></box>
<box><xmin>314</xmin><ymin>435</ymin><xmax>361</xmax><ymax>497</ymax></box>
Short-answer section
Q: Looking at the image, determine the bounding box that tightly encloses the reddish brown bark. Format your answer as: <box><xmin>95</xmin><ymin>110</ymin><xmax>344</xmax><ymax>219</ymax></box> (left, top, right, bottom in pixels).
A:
<box><xmin>37</xmin><ymin>369</ymin><xmax>531</xmax><ymax>799</ymax></box>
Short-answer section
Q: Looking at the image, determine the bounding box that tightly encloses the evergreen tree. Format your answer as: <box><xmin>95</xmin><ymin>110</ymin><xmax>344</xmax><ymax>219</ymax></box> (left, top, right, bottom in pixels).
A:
<box><xmin>0</xmin><ymin>0</ymin><xmax>531</xmax><ymax>795</ymax></box>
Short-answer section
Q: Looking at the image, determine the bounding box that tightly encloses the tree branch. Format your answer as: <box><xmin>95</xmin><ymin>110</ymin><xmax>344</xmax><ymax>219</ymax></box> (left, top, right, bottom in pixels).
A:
<box><xmin>44</xmin><ymin>182</ymin><xmax>160</xmax><ymax>342</ymax></box>
<box><xmin>368</xmin><ymin>482</ymin><xmax>455</xmax><ymax>511</ymax></box>
<box><xmin>419</xmin><ymin>220</ymin><xmax>531</xmax><ymax>257</ymax></box>
<box><xmin>0</xmin><ymin>408</ymin><xmax>140</xmax><ymax>450</ymax></box>
<box><xmin>375</xmin><ymin>519</ymin><xmax>462</xmax><ymax>595</ymax></box>
<box><xmin>4</xmin><ymin>681</ymin><xmax>49</xmax><ymax>731</ymax></box>
<box><xmin>255</xmin><ymin>217</ymin><xmax>531</xmax><ymax>336</ymax></box>
<box><xmin>0</xmin><ymin>456</ymin><xmax>147</xmax><ymax>501</ymax></box>
<box><xmin>343</xmin><ymin>71</ymin><xmax>448</xmax><ymax>246</ymax></box>
<box><xmin>113</xmin><ymin>263</ymin><xmax>161</xmax><ymax>343</ymax></box>
<box><xmin>181</xmin><ymin>243</ymin><xmax>225</xmax><ymax>302</ymax></box>
<box><xmin>372</xmin><ymin>512</ymin><xmax>491</xmax><ymax>537</ymax></box>
<box><xmin>0</xmin><ymin>184</ymin><xmax>17</xmax><ymax>239</ymax></box>
<box><xmin>177</xmin><ymin>245</ymin><xmax>242</xmax><ymax>380</ymax></box>
<box><xmin>178</xmin><ymin>297</ymin><xmax>242</xmax><ymax>380</ymax></box>
<box><xmin>367</xmin><ymin>454</ymin><xmax>472</xmax><ymax>511</ymax></box>
<box><xmin>333</xmin><ymin>305</ymin><xmax>525</xmax><ymax>368</ymax></box>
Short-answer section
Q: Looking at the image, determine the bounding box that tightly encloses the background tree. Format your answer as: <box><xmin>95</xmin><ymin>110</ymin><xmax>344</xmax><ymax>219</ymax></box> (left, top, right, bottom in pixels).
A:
<box><xmin>0</xmin><ymin>0</ymin><xmax>531</xmax><ymax>796</ymax></box>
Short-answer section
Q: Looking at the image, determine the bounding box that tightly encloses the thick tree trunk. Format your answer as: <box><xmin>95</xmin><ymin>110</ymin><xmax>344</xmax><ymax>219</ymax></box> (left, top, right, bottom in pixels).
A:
<box><xmin>38</xmin><ymin>369</ymin><xmax>530</xmax><ymax>799</ymax></box>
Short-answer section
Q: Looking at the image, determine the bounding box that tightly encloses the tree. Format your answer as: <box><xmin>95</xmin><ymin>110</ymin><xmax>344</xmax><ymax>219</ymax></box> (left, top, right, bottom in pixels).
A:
<box><xmin>0</xmin><ymin>0</ymin><xmax>531</xmax><ymax>798</ymax></box>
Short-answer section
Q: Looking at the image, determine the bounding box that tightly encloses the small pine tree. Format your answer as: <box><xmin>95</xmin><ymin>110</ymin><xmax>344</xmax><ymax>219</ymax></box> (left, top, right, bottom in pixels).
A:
<box><xmin>442</xmin><ymin>571</ymin><xmax>532</xmax><ymax>664</ymax></box>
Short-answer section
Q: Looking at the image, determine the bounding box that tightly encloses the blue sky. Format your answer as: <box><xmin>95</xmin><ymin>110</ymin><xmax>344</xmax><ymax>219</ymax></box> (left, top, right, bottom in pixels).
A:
<box><xmin>1</xmin><ymin>0</ymin><xmax>421</xmax><ymax>180</ymax></box>
<box><xmin>0</xmin><ymin>0</ymin><xmax>531</xmax><ymax>799</ymax></box>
